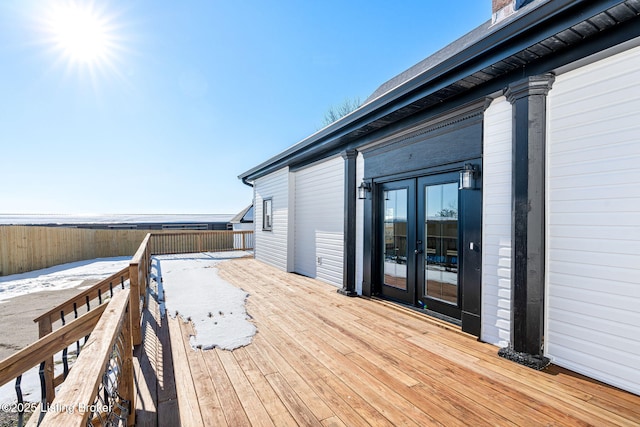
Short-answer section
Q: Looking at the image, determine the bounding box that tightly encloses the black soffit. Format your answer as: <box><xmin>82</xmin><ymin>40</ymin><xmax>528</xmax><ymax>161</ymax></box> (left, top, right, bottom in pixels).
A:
<box><xmin>239</xmin><ymin>0</ymin><xmax>640</xmax><ymax>183</ymax></box>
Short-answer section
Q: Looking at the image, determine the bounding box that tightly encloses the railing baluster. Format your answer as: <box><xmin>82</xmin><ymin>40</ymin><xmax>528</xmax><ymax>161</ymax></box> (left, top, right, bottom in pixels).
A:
<box><xmin>74</xmin><ymin>302</ymin><xmax>80</xmax><ymax>356</ymax></box>
<box><xmin>39</xmin><ymin>361</ymin><xmax>47</xmax><ymax>417</ymax></box>
<box><xmin>103</xmin><ymin>369</ymin><xmax>109</xmax><ymax>414</ymax></box>
<box><xmin>15</xmin><ymin>374</ymin><xmax>24</xmax><ymax>427</ymax></box>
<box><xmin>98</xmin><ymin>288</ymin><xmax>103</xmax><ymax>304</ymax></box>
<box><xmin>110</xmin><ymin>281</ymin><xmax>114</xmax><ymax>297</ymax></box>
<box><xmin>61</xmin><ymin>311</ymin><xmax>69</xmax><ymax>379</ymax></box>
<box><xmin>121</xmin><ymin>275</ymin><xmax>125</xmax><ymax>289</ymax></box>
<box><xmin>85</xmin><ymin>296</ymin><xmax>90</xmax><ymax>344</ymax></box>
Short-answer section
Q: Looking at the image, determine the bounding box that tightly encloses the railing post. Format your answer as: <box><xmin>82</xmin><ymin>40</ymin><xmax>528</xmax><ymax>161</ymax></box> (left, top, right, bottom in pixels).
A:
<box><xmin>121</xmin><ymin>298</ymin><xmax>135</xmax><ymax>426</ymax></box>
<box><xmin>141</xmin><ymin>248</ymin><xmax>146</xmax><ymax>298</ymax></box>
<box><xmin>129</xmin><ymin>262</ymin><xmax>142</xmax><ymax>346</ymax></box>
<box><xmin>37</xmin><ymin>317</ymin><xmax>55</xmax><ymax>404</ymax></box>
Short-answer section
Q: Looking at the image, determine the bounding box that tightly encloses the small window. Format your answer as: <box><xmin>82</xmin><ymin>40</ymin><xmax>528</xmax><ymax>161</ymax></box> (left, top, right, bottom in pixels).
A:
<box><xmin>262</xmin><ymin>198</ymin><xmax>273</xmax><ymax>231</ymax></box>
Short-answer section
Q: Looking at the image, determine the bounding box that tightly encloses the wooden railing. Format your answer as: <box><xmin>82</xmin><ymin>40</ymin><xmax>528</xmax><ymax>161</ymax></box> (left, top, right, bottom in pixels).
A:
<box><xmin>41</xmin><ymin>290</ymin><xmax>134</xmax><ymax>426</ymax></box>
<box><xmin>0</xmin><ymin>229</ymin><xmax>253</xmax><ymax>426</ymax></box>
<box><xmin>151</xmin><ymin>230</ymin><xmax>254</xmax><ymax>254</ymax></box>
<box><xmin>129</xmin><ymin>233</ymin><xmax>151</xmax><ymax>346</ymax></box>
<box><xmin>0</xmin><ymin>292</ymin><xmax>134</xmax><ymax>427</ymax></box>
<box><xmin>31</xmin><ymin>267</ymin><xmax>130</xmax><ymax>405</ymax></box>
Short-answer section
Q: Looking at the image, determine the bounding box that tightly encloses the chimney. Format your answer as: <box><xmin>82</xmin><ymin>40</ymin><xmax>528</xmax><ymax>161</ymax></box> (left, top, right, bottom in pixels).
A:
<box><xmin>492</xmin><ymin>0</ymin><xmax>515</xmax><ymax>24</ymax></box>
<box><xmin>492</xmin><ymin>0</ymin><xmax>534</xmax><ymax>24</ymax></box>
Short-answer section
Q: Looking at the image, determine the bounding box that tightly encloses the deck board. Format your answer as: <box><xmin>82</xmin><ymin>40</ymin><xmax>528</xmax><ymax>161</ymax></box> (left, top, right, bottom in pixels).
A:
<box><xmin>167</xmin><ymin>316</ymin><xmax>204</xmax><ymax>426</ymax></box>
<box><xmin>155</xmin><ymin>257</ymin><xmax>640</xmax><ymax>427</ymax></box>
<box><xmin>156</xmin><ymin>313</ymin><xmax>181</xmax><ymax>427</ymax></box>
<box><xmin>233</xmin><ymin>347</ymin><xmax>299</xmax><ymax>427</ymax></box>
<box><xmin>133</xmin><ymin>309</ymin><xmax>158</xmax><ymax>427</ymax></box>
<box><xmin>183</xmin><ymin>332</ymin><xmax>226</xmax><ymax>426</ymax></box>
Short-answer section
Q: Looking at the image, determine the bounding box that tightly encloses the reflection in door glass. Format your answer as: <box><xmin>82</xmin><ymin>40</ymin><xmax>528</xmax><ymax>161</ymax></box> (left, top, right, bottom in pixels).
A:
<box><xmin>383</xmin><ymin>188</ymin><xmax>408</xmax><ymax>290</ymax></box>
<box><xmin>425</xmin><ymin>183</ymin><xmax>458</xmax><ymax>304</ymax></box>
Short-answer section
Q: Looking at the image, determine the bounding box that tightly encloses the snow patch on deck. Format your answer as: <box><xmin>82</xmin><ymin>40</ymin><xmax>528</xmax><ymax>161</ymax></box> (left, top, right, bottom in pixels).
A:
<box><xmin>152</xmin><ymin>251</ymin><xmax>256</xmax><ymax>351</ymax></box>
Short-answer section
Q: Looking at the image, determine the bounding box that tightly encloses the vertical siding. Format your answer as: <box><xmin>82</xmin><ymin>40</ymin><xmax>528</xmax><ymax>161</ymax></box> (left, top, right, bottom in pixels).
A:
<box><xmin>481</xmin><ymin>96</ymin><xmax>512</xmax><ymax>347</ymax></box>
<box><xmin>294</xmin><ymin>156</ymin><xmax>344</xmax><ymax>287</ymax></box>
<box><xmin>355</xmin><ymin>153</ymin><xmax>365</xmax><ymax>295</ymax></box>
<box><xmin>546</xmin><ymin>45</ymin><xmax>640</xmax><ymax>396</ymax></box>
<box><xmin>254</xmin><ymin>167</ymin><xmax>290</xmax><ymax>271</ymax></box>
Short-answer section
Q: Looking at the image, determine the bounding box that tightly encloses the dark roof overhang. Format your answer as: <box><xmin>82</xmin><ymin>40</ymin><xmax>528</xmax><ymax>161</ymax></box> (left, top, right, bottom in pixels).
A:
<box><xmin>239</xmin><ymin>0</ymin><xmax>640</xmax><ymax>184</ymax></box>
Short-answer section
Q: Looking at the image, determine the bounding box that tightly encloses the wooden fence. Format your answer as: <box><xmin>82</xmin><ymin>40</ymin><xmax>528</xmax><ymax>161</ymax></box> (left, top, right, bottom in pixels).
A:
<box><xmin>0</xmin><ymin>227</ymin><xmax>256</xmax><ymax>277</ymax></box>
<box><xmin>0</xmin><ymin>226</ymin><xmax>150</xmax><ymax>277</ymax></box>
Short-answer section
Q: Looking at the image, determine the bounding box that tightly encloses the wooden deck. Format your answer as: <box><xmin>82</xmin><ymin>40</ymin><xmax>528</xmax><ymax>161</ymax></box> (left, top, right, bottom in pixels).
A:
<box><xmin>136</xmin><ymin>258</ymin><xmax>640</xmax><ymax>426</ymax></box>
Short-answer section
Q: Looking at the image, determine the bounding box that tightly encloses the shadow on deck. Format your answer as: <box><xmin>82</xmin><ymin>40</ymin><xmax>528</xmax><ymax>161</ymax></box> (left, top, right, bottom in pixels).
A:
<box><xmin>135</xmin><ymin>258</ymin><xmax>640</xmax><ymax>426</ymax></box>
<box><xmin>134</xmin><ymin>277</ymin><xmax>180</xmax><ymax>426</ymax></box>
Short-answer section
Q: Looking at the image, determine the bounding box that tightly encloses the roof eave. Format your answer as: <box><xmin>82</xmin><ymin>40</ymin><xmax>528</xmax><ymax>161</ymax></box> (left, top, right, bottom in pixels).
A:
<box><xmin>238</xmin><ymin>0</ymin><xmax>636</xmax><ymax>182</ymax></box>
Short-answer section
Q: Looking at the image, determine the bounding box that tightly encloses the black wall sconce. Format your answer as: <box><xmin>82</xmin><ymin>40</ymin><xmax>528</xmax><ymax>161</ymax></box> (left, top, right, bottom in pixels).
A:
<box><xmin>459</xmin><ymin>163</ymin><xmax>480</xmax><ymax>190</ymax></box>
<box><xmin>357</xmin><ymin>181</ymin><xmax>371</xmax><ymax>199</ymax></box>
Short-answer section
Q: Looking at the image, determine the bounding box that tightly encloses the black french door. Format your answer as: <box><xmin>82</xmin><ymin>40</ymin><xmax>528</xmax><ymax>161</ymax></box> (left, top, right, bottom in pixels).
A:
<box><xmin>379</xmin><ymin>179</ymin><xmax>416</xmax><ymax>303</ymax></box>
<box><xmin>379</xmin><ymin>172</ymin><xmax>467</xmax><ymax>321</ymax></box>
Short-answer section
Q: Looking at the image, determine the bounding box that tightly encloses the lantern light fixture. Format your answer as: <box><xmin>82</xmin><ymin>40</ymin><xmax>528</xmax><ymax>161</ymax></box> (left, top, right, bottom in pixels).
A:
<box><xmin>459</xmin><ymin>163</ymin><xmax>479</xmax><ymax>190</ymax></box>
<box><xmin>357</xmin><ymin>181</ymin><xmax>371</xmax><ymax>199</ymax></box>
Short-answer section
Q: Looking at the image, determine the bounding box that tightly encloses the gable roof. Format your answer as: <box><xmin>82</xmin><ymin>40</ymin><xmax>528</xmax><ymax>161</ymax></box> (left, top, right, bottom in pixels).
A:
<box><xmin>230</xmin><ymin>204</ymin><xmax>254</xmax><ymax>224</ymax></box>
<box><xmin>363</xmin><ymin>18</ymin><xmax>494</xmax><ymax>106</ymax></box>
<box><xmin>239</xmin><ymin>0</ymin><xmax>640</xmax><ymax>184</ymax></box>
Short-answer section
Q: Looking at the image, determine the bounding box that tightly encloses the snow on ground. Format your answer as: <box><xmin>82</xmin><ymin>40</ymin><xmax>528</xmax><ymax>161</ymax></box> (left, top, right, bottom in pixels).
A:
<box><xmin>0</xmin><ymin>257</ymin><xmax>130</xmax><ymax>303</ymax></box>
<box><xmin>152</xmin><ymin>251</ymin><xmax>256</xmax><ymax>351</ymax></box>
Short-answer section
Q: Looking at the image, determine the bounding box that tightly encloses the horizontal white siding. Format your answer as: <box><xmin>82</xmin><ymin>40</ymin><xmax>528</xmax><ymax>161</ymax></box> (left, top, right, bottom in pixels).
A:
<box><xmin>546</xmin><ymin>44</ymin><xmax>640</xmax><ymax>396</ymax></box>
<box><xmin>254</xmin><ymin>167</ymin><xmax>290</xmax><ymax>271</ymax></box>
<box><xmin>294</xmin><ymin>156</ymin><xmax>344</xmax><ymax>287</ymax></box>
<box><xmin>481</xmin><ymin>96</ymin><xmax>512</xmax><ymax>347</ymax></box>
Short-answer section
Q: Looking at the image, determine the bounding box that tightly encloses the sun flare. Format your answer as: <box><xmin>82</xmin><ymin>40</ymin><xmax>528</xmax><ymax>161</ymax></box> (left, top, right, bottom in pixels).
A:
<box><xmin>51</xmin><ymin>7</ymin><xmax>107</xmax><ymax>62</ymax></box>
<box><xmin>44</xmin><ymin>1</ymin><xmax>119</xmax><ymax>69</ymax></box>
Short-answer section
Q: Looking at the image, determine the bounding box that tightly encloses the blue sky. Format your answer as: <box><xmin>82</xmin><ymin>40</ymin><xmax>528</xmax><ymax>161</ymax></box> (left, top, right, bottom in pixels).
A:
<box><xmin>0</xmin><ymin>0</ymin><xmax>488</xmax><ymax>215</ymax></box>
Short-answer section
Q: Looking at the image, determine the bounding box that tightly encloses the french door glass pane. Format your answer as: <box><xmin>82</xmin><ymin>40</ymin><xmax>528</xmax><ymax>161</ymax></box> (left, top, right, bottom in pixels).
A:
<box><xmin>383</xmin><ymin>188</ymin><xmax>408</xmax><ymax>290</ymax></box>
<box><xmin>425</xmin><ymin>183</ymin><xmax>458</xmax><ymax>304</ymax></box>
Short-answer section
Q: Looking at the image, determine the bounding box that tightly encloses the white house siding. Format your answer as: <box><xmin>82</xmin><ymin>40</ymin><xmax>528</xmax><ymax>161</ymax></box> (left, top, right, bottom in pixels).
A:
<box><xmin>546</xmin><ymin>44</ymin><xmax>640</xmax><ymax>396</ymax></box>
<box><xmin>294</xmin><ymin>156</ymin><xmax>344</xmax><ymax>287</ymax></box>
<box><xmin>355</xmin><ymin>152</ymin><xmax>365</xmax><ymax>295</ymax></box>
<box><xmin>481</xmin><ymin>96</ymin><xmax>513</xmax><ymax>347</ymax></box>
<box><xmin>254</xmin><ymin>167</ymin><xmax>290</xmax><ymax>271</ymax></box>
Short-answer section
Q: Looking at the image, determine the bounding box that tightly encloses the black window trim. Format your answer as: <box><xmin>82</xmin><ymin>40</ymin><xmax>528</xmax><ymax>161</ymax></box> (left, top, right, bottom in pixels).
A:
<box><xmin>262</xmin><ymin>198</ymin><xmax>273</xmax><ymax>231</ymax></box>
